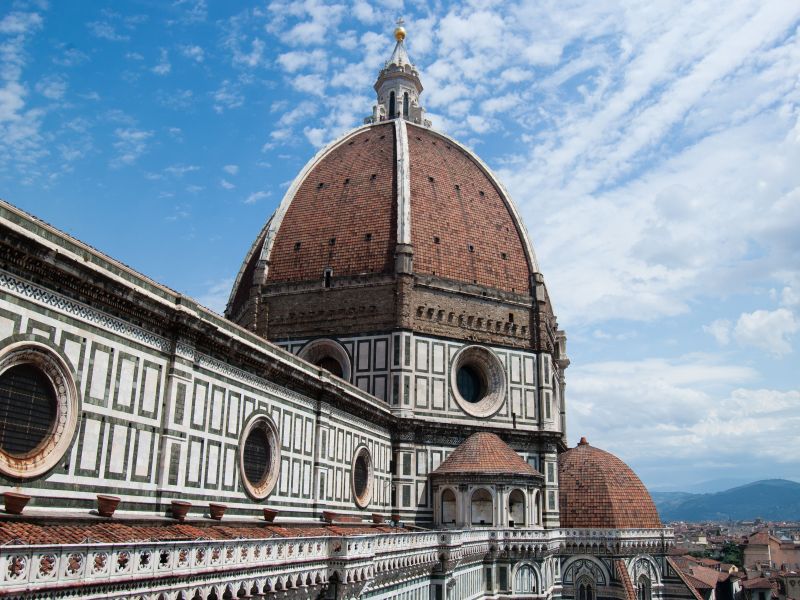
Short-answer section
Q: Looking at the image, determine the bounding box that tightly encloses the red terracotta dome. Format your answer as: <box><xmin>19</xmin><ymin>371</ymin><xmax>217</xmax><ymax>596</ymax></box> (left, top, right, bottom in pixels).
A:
<box><xmin>224</xmin><ymin>28</ymin><xmax>562</xmax><ymax>356</ymax></box>
<box><xmin>226</xmin><ymin>119</ymin><xmax>540</xmax><ymax>318</ymax></box>
<box><xmin>558</xmin><ymin>437</ymin><xmax>662</xmax><ymax>529</ymax></box>
<box><xmin>432</xmin><ymin>432</ymin><xmax>540</xmax><ymax>476</ymax></box>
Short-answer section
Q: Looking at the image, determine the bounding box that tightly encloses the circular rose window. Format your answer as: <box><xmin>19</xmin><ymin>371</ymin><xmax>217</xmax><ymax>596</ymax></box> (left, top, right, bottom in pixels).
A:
<box><xmin>450</xmin><ymin>345</ymin><xmax>506</xmax><ymax>418</ymax></box>
<box><xmin>239</xmin><ymin>414</ymin><xmax>280</xmax><ymax>500</ymax></box>
<box><xmin>351</xmin><ymin>445</ymin><xmax>373</xmax><ymax>508</ymax></box>
<box><xmin>0</xmin><ymin>342</ymin><xmax>79</xmax><ymax>479</ymax></box>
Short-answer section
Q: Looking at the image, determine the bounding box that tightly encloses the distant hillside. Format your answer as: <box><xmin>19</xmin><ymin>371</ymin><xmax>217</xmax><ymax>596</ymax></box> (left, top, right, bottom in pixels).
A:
<box><xmin>652</xmin><ymin>479</ymin><xmax>800</xmax><ymax>522</ymax></box>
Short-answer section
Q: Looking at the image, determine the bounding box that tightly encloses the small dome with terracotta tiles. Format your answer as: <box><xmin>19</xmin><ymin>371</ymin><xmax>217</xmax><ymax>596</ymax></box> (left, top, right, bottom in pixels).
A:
<box><xmin>558</xmin><ymin>437</ymin><xmax>662</xmax><ymax>529</ymax></box>
<box><xmin>432</xmin><ymin>432</ymin><xmax>540</xmax><ymax>477</ymax></box>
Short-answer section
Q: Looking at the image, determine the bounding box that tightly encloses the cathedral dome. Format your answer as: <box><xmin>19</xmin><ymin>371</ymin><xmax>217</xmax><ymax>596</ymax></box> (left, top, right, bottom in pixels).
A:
<box><xmin>558</xmin><ymin>437</ymin><xmax>661</xmax><ymax>529</ymax></box>
<box><xmin>226</xmin><ymin>119</ymin><xmax>539</xmax><ymax>315</ymax></box>
<box><xmin>225</xmin><ymin>26</ymin><xmax>561</xmax><ymax>358</ymax></box>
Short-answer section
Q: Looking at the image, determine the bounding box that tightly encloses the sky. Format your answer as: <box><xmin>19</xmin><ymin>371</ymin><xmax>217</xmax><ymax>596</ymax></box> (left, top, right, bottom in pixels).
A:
<box><xmin>1</xmin><ymin>0</ymin><xmax>798</xmax><ymax>492</ymax></box>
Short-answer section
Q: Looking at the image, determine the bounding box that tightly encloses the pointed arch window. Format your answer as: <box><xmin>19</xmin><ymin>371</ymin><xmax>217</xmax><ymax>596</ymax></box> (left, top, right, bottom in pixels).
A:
<box><xmin>638</xmin><ymin>575</ymin><xmax>651</xmax><ymax>600</ymax></box>
<box><xmin>403</xmin><ymin>91</ymin><xmax>409</xmax><ymax>117</ymax></box>
<box><xmin>578</xmin><ymin>579</ymin><xmax>595</xmax><ymax>600</ymax></box>
<box><xmin>389</xmin><ymin>91</ymin><xmax>396</xmax><ymax>118</ymax></box>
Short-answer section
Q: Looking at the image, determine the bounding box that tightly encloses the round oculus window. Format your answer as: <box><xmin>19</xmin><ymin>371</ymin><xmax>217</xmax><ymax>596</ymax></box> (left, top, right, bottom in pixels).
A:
<box><xmin>456</xmin><ymin>364</ymin><xmax>486</xmax><ymax>403</ymax></box>
<box><xmin>450</xmin><ymin>345</ymin><xmax>506</xmax><ymax>418</ymax></box>
<box><xmin>0</xmin><ymin>364</ymin><xmax>58</xmax><ymax>456</ymax></box>
<box><xmin>238</xmin><ymin>414</ymin><xmax>280</xmax><ymax>500</ymax></box>
<box><xmin>0</xmin><ymin>342</ymin><xmax>79</xmax><ymax>479</ymax></box>
<box><xmin>351</xmin><ymin>446</ymin><xmax>373</xmax><ymax>508</ymax></box>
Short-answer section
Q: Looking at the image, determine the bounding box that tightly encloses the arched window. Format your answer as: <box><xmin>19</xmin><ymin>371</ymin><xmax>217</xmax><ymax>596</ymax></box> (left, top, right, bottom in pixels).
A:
<box><xmin>515</xmin><ymin>565</ymin><xmax>537</xmax><ymax>593</ymax></box>
<box><xmin>403</xmin><ymin>91</ymin><xmax>409</xmax><ymax>117</ymax></box>
<box><xmin>578</xmin><ymin>577</ymin><xmax>595</xmax><ymax>600</ymax></box>
<box><xmin>638</xmin><ymin>575</ymin><xmax>651</xmax><ymax>600</ymax></box>
<box><xmin>441</xmin><ymin>488</ymin><xmax>456</xmax><ymax>525</ymax></box>
<box><xmin>470</xmin><ymin>488</ymin><xmax>493</xmax><ymax>525</ymax></box>
<box><xmin>389</xmin><ymin>91</ymin><xmax>396</xmax><ymax>118</ymax></box>
<box><xmin>508</xmin><ymin>489</ymin><xmax>526</xmax><ymax>526</ymax></box>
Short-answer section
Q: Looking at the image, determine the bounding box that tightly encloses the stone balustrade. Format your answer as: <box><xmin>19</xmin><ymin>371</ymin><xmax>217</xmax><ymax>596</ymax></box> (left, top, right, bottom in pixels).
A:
<box><xmin>0</xmin><ymin>527</ymin><xmax>673</xmax><ymax>597</ymax></box>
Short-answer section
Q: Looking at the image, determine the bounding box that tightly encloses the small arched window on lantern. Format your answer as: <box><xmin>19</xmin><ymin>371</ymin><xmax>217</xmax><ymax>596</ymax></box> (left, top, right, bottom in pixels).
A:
<box><xmin>389</xmin><ymin>91</ymin><xmax>396</xmax><ymax>118</ymax></box>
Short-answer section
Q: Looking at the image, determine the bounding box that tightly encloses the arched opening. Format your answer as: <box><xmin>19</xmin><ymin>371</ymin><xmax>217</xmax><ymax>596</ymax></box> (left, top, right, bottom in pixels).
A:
<box><xmin>638</xmin><ymin>575</ymin><xmax>651</xmax><ymax>600</ymax></box>
<box><xmin>578</xmin><ymin>578</ymin><xmax>595</xmax><ymax>600</ymax></box>
<box><xmin>403</xmin><ymin>91</ymin><xmax>409</xmax><ymax>117</ymax></box>
<box><xmin>441</xmin><ymin>488</ymin><xmax>456</xmax><ymax>525</ymax></box>
<box><xmin>515</xmin><ymin>564</ymin><xmax>538</xmax><ymax>594</ymax></box>
<box><xmin>470</xmin><ymin>488</ymin><xmax>493</xmax><ymax>526</ymax></box>
<box><xmin>324</xmin><ymin>572</ymin><xmax>341</xmax><ymax>600</ymax></box>
<box><xmin>298</xmin><ymin>339</ymin><xmax>351</xmax><ymax>381</ymax></box>
<box><xmin>316</xmin><ymin>356</ymin><xmax>343</xmax><ymax>378</ymax></box>
<box><xmin>389</xmin><ymin>91</ymin><xmax>396</xmax><ymax>118</ymax></box>
<box><xmin>508</xmin><ymin>489</ymin><xmax>526</xmax><ymax>526</ymax></box>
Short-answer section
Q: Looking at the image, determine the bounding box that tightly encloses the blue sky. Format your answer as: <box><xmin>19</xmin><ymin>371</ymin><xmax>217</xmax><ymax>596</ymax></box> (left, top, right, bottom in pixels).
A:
<box><xmin>1</xmin><ymin>0</ymin><xmax>798</xmax><ymax>492</ymax></box>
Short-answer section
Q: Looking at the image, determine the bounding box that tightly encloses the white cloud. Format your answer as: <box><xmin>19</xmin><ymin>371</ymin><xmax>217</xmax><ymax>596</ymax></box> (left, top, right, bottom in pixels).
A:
<box><xmin>703</xmin><ymin>319</ymin><xmax>732</xmax><ymax>345</ymax></box>
<box><xmin>111</xmin><ymin>128</ymin><xmax>153</xmax><ymax>167</ymax></box>
<box><xmin>35</xmin><ymin>75</ymin><xmax>67</xmax><ymax>100</ymax></box>
<box><xmin>779</xmin><ymin>286</ymin><xmax>800</xmax><ymax>308</ymax></box>
<box><xmin>223</xmin><ymin>164</ymin><xmax>239</xmax><ymax>175</ymax></box>
<box><xmin>277</xmin><ymin>49</ymin><xmax>327</xmax><ymax>72</ymax></box>
<box><xmin>180</xmin><ymin>45</ymin><xmax>205</xmax><ymax>63</ymax></box>
<box><xmin>87</xmin><ymin>21</ymin><xmax>129</xmax><ymax>42</ymax></box>
<box><xmin>220</xmin><ymin>178</ymin><xmax>235</xmax><ymax>189</ymax></box>
<box><xmin>734</xmin><ymin>308</ymin><xmax>798</xmax><ymax>356</ymax></box>
<box><xmin>212</xmin><ymin>80</ymin><xmax>243</xmax><ymax>112</ymax></box>
<box><xmin>568</xmin><ymin>354</ymin><xmax>800</xmax><ymax>485</ymax></box>
<box><xmin>152</xmin><ymin>49</ymin><xmax>171</xmax><ymax>75</ymax></box>
<box><xmin>195</xmin><ymin>277</ymin><xmax>234</xmax><ymax>314</ymax></box>
<box><xmin>291</xmin><ymin>73</ymin><xmax>326</xmax><ymax>96</ymax></box>
<box><xmin>245</xmin><ymin>190</ymin><xmax>271</xmax><ymax>204</ymax></box>
<box><xmin>164</xmin><ymin>164</ymin><xmax>199</xmax><ymax>177</ymax></box>
<box><xmin>0</xmin><ymin>11</ymin><xmax>43</xmax><ymax>35</ymax></box>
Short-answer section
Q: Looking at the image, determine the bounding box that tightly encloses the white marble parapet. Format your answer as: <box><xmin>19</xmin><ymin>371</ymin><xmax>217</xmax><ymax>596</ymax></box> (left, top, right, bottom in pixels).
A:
<box><xmin>0</xmin><ymin>527</ymin><xmax>673</xmax><ymax>596</ymax></box>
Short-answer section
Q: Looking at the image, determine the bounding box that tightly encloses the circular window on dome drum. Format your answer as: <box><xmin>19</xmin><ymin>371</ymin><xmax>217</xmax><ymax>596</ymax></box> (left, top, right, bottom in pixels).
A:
<box><xmin>450</xmin><ymin>345</ymin><xmax>506</xmax><ymax>418</ymax></box>
<box><xmin>239</xmin><ymin>414</ymin><xmax>280</xmax><ymax>500</ymax></box>
<box><xmin>0</xmin><ymin>342</ymin><xmax>79</xmax><ymax>479</ymax></box>
<box><xmin>351</xmin><ymin>445</ymin><xmax>373</xmax><ymax>508</ymax></box>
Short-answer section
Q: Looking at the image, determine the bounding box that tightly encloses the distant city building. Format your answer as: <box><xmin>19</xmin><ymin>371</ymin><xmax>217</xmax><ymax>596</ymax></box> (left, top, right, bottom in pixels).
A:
<box><xmin>0</xmin><ymin>25</ymin><xmax>704</xmax><ymax>600</ymax></box>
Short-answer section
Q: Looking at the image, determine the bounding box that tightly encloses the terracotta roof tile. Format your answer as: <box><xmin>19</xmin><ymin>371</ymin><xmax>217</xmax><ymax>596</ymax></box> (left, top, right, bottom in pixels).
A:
<box><xmin>558</xmin><ymin>437</ymin><xmax>661</xmax><ymax>529</ymax></box>
<box><xmin>431</xmin><ymin>432</ymin><xmax>540</xmax><ymax>476</ymax></box>
<box><xmin>267</xmin><ymin>123</ymin><xmax>397</xmax><ymax>284</ymax></box>
<box><xmin>0</xmin><ymin>520</ymin><xmax>404</xmax><ymax>545</ymax></box>
<box><xmin>408</xmin><ymin>127</ymin><xmax>532</xmax><ymax>294</ymax></box>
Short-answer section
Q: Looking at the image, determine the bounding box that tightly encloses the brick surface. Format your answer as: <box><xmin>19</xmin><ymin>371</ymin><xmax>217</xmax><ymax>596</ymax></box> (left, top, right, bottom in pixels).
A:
<box><xmin>616</xmin><ymin>559</ymin><xmax>637</xmax><ymax>600</ymax></box>
<box><xmin>558</xmin><ymin>438</ymin><xmax>661</xmax><ymax>529</ymax></box>
<box><xmin>0</xmin><ymin>521</ymin><xmax>402</xmax><ymax>544</ymax></box>
<box><xmin>408</xmin><ymin>128</ymin><xmax>531</xmax><ymax>294</ymax></box>
<box><xmin>267</xmin><ymin>123</ymin><xmax>397</xmax><ymax>283</ymax></box>
<box><xmin>432</xmin><ymin>432</ymin><xmax>540</xmax><ymax>476</ymax></box>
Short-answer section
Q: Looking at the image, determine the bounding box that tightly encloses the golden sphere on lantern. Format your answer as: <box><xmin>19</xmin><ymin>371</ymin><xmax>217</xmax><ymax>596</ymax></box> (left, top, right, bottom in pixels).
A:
<box><xmin>394</xmin><ymin>26</ymin><xmax>406</xmax><ymax>42</ymax></box>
